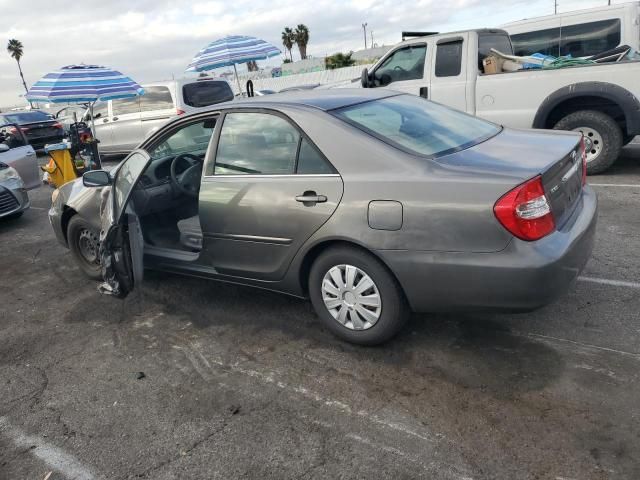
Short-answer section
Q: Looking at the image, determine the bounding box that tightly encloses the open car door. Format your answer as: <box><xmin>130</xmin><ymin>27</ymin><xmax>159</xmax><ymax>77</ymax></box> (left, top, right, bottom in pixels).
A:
<box><xmin>98</xmin><ymin>150</ymin><xmax>151</xmax><ymax>298</ymax></box>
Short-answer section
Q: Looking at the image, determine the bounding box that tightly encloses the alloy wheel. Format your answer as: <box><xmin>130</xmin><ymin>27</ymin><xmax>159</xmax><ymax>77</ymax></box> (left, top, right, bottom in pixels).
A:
<box><xmin>572</xmin><ymin>126</ymin><xmax>603</xmax><ymax>164</ymax></box>
<box><xmin>321</xmin><ymin>264</ymin><xmax>382</xmax><ymax>331</ymax></box>
<box><xmin>77</xmin><ymin>228</ymin><xmax>100</xmax><ymax>265</ymax></box>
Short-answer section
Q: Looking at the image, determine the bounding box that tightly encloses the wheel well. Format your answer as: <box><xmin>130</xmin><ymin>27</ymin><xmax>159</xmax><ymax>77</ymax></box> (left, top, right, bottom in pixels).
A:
<box><xmin>544</xmin><ymin>96</ymin><xmax>626</xmax><ymax>131</ymax></box>
<box><xmin>60</xmin><ymin>206</ymin><xmax>77</xmax><ymax>244</ymax></box>
<box><xmin>298</xmin><ymin>239</ymin><xmax>401</xmax><ymax>296</ymax></box>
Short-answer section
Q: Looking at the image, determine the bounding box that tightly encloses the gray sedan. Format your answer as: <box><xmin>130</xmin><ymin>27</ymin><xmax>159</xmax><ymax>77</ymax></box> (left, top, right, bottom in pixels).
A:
<box><xmin>49</xmin><ymin>90</ymin><xmax>597</xmax><ymax>345</ymax></box>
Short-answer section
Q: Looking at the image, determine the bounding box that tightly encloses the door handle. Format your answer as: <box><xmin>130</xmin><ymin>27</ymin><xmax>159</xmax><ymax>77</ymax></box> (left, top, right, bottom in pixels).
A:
<box><xmin>26</xmin><ymin>151</ymin><xmax>35</xmax><ymax>156</ymax></box>
<box><xmin>295</xmin><ymin>192</ymin><xmax>327</xmax><ymax>205</ymax></box>
<box><xmin>112</xmin><ymin>117</ymin><xmax>119</xmax><ymax>121</ymax></box>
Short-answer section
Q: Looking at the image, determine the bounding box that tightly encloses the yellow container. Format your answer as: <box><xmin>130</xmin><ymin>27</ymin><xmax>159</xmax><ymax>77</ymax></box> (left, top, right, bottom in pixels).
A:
<box><xmin>42</xmin><ymin>145</ymin><xmax>81</xmax><ymax>188</ymax></box>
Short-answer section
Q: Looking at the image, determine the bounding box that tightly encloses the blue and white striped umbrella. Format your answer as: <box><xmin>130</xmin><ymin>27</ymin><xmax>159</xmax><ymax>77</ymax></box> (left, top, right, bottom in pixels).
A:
<box><xmin>186</xmin><ymin>35</ymin><xmax>281</xmax><ymax>72</ymax></box>
<box><xmin>26</xmin><ymin>64</ymin><xmax>144</xmax><ymax>104</ymax></box>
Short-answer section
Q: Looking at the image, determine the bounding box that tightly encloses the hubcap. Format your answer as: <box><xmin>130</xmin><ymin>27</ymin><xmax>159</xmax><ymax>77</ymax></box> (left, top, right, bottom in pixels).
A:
<box><xmin>321</xmin><ymin>264</ymin><xmax>382</xmax><ymax>331</ymax></box>
<box><xmin>78</xmin><ymin>228</ymin><xmax>100</xmax><ymax>265</ymax></box>
<box><xmin>572</xmin><ymin>127</ymin><xmax>603</xmax><ymax>164</ymax></box>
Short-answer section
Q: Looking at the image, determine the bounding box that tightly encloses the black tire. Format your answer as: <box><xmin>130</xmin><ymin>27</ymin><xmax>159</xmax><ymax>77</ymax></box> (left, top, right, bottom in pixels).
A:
<box><xmin>553</xmin><ymin>110</ymin><xmax>623</xmax><ymax>175</ymax></box>
<box><xmin>67</xmin><ymin>215</ymin><xmax>102</xmax><ymax>280</ymax></box>
<box><xmin>308</xmin><ymin>246</ymin><xmax>409</xmax><ymax>346</ymax></box>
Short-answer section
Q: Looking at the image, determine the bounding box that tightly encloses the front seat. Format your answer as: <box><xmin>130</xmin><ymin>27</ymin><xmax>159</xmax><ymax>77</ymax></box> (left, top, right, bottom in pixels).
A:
<box><xmin>177</xmin><ymin>215</ymin><xmax>203</xmax><ymax>252</ymax></box>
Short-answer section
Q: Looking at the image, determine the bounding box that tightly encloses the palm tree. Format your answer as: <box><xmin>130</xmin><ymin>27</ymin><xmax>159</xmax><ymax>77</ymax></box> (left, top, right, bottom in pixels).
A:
<box><xmin>6</xmin><ymin>39</ymin><xmax>29</xmax><ymax>94</ymax></box>
<box><xmin>281</xmin><ymin>27</ymin><xmax>295</xmax><ymax>62</ymax></box>
<box><xmin>294</xmin><ymin>24</ymin><xmax>310</xmax><ymax>60</ymax></box>
<box><xmin>325</xmin><ymin>52</ymin><xmax>356</xmax><ymax>70</ymax></box>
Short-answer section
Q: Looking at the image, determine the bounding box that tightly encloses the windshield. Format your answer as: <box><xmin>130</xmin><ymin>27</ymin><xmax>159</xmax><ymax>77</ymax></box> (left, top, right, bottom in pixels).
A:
<box><xmin>332</xmin><ymin>95</ymin><xmax>500</xmax><ymax>158</ymax></box>
<box><xmin>182</xmin><ymin>81</ymin><xmax>234</xmax><ymax>108</ymax></box>
<box><xmin>1</xmin><ymin>111</ymin><xmax>53</xmax><ymax>124</ymax></box>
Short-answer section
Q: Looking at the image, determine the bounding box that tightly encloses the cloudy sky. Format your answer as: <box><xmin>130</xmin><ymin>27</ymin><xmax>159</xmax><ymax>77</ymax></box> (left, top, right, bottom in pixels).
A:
<box><xmin>0</xmin><ymin>0</ymin><xmax>622</xmax><ymax>106</ymax></box>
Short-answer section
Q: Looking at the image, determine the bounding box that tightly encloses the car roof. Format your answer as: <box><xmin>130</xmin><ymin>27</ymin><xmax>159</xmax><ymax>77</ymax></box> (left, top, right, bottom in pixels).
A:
<box><xmin>216</xmin><ymin>89</ymin><xmax>401</xmax><ymax>112</ymax></box>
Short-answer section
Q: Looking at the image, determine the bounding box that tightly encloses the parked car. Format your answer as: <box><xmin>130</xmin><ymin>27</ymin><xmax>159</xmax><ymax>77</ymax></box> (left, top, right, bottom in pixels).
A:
<box><xmin>0</xmin><ymin>147</ymin><xmax>31</xmax><ymax>219</ymax></box>
<box><xmin>0</xmin><ymin>110</ymin><xmax>64</xmax><ymax>150</ymax></box>
<box><xmin>358</xmin><ymin>27</ymin><xmax>640</xmax><ymax>173</ymax></box>
<box><xmin>0</xmin><ymin>123</ymin><xmax>40</xmax><ymax>189</ymax></box>
<box><xmin>50</xmin><ymin>90</ymin><xmax>597</xmax><ymax>345</ymax></box>
<box><xmin>87</xmin><ymin>78</ymin><xmax>234</xmax><ymax>156</ymax></box>
<box><xmin>502</xmin><ymin>2</ymin><xmax>640</xmax><ymax>58</ymax></box>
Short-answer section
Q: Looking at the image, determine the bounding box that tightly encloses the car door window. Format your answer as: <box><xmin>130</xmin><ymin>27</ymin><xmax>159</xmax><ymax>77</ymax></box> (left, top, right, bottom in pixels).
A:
<box><xmin>296</xmin><ymin>138</ymin><xmax>335</xmax><ymax>174</ymax></box>
<box><xmin>112</xmin><ymin>97</ymin><xmax>141</xmax><ymax>116</ymax></box>
<box><xmin>435</xmin><ymin>40</ymin><xmax>463</xmax><ymax>77</ymax></box>
<box><xmin>373</xmin><ymin>44</ymin><xmax>426</xmax><ymax>86</ymax></box>
<box><xmin>560</xmin><ymin>19</ymin><xmax>621</xmax><ymax>57</ymax></box>
<box><xmin>139</xmin><ymin>86</ymin><xmax>174</xmax><ymax>112</ymax></box>
<box><xmin>148</xmin><ymin>119</ymin><xmax>216</xmax><ymax>160</ymax></box>
<box><xmin>114</xmin><ymin>151</ymin><xmax>149</xmax><ymax>217</ymax></box>
<box><xmin>214</xmin><ymin>113</ymin><xmax>300</xmax><ymax>175</ymax></box>
<box><xmin>511</xmin><ymin>27</ymin><xmax>561</xmax><ymax>57</ymax></box>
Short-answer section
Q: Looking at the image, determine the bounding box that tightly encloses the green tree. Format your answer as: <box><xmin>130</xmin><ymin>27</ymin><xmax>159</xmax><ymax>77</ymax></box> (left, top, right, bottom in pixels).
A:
<box><xmin>294</xmin><ymin>24</ymin><xmax>310</xmax><ymax>60</ymax></box>
<box><xmin>325</xmin><ymin>52</ymin><xmax>356</xmax><ymax>70</ymax></box>
<box><xmin>6</xmin><ymin>39</ymin><xmax>29</xmax><ymax>94</ymax></box>
<box><xmin>281</xmin><ymin>27</ymin><xmax>295</xmax><ymax>62</ymax></box>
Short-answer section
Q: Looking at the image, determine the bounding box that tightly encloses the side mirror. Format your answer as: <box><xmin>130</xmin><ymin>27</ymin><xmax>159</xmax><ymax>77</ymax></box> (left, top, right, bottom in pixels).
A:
<box><xmin>361</xmin><ymin>68</ymin><xmax>371</xmax><ymax>88</ymax></box>
<box><xmin>83</xmin><ymin>170</ymin><xmax>111</xmax><ymax>187</ymax></box>
<box><xmin>0</xmin><ymin>144</ymin><xmax>9</xmax><ymax>153</ymax></box>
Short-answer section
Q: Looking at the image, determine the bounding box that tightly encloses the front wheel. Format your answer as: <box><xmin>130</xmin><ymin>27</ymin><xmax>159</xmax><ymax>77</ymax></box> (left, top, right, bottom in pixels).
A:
<box><xmin>308</xmin><ymin>246</ymin><xmax>409</xmax><ymax>346</ymax></box>
<box><xmin>553</xmin><ymin>110</ymin><xmax>623</xmax><ymax>175</ymax></box>
<box><xmin>67</xmin><ymin>215</ymin><xmax>102</xmax><ymax>280</ymax></box>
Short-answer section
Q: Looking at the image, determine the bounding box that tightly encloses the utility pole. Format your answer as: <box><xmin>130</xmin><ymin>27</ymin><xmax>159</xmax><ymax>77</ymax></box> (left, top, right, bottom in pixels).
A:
<box><xmin>371</xmin><ymin>31</ymin><xmax>374</xmax><ymax>48</ymax></box>
<box><xmin>554</xmin><ymin>0</ymin><xmax>558</xmax><ymax>14</ymax></box>
<box><xmin>362</xmin><ymin>23</ymin><xmax>368</xmax><ymax>50</ymax></box>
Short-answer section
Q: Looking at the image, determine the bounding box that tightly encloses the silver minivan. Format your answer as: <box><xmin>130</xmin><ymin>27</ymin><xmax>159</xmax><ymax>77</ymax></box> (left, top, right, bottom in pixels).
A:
<box><xmin>89</xmin><ymin>78</ymin><xmax>234</xmax><ymax>156</ymax></box>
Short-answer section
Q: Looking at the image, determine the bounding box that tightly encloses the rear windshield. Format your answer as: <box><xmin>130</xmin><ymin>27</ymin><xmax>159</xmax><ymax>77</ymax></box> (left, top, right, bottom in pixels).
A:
<box><xmin>1</xmin><ymin>111</ymin><xmax>52</xmax><ymax>124</ymax></box>
<box><xmin>182</xmin><ymin>81</ymin><xmax>234</xmax><ymax>108</ymax></box>
<box><xmin>332</xmin><ymin>95</ymin><xmax>500</xmax><ymax>158</ymax></box>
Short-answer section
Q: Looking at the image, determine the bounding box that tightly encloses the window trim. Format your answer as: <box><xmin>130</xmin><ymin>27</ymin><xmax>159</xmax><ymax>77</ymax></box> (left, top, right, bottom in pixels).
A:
<box><xmin>205</xmin><ymin>108</ymin><xmax>337</xmax><ymax>177</ymax></box>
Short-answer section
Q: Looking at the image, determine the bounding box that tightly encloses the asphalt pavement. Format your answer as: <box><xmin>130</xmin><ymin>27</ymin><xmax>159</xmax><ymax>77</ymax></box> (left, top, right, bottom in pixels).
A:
<box><xmin>1</xmin><ymin>148</ymin><xmax>639</xmax><ymax>479</ymax></box>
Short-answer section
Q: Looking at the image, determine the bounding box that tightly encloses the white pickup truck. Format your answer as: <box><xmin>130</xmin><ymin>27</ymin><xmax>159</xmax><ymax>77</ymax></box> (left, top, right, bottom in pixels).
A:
<box><xmin>359</xmin><ymin>28</ymin><xmax>640</xmax><ymax>173</ymax></box>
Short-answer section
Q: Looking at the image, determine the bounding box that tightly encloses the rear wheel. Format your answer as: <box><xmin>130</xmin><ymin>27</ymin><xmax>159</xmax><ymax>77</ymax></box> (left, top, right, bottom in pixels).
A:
<box><xmin>308</xmin><ymin>246</ymin><xmax>409</xmax><ymax>345</ymax></box>
<box><xmin>553</xmin><ymin>110</ymin><xmax>623</xmax><ymax>175</ymax></box>
<box><xmin>67</xmin><ymin>215</ymin><xmax>102</xmax><ymax>280</ymax></box>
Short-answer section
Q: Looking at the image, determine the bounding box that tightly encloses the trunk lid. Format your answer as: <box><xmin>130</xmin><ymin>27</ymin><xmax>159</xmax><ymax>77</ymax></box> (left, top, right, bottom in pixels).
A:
<box><xmin>436</xmin><ymin>127</ymin><xmax>583</xmax><ymax>226</ymax></box>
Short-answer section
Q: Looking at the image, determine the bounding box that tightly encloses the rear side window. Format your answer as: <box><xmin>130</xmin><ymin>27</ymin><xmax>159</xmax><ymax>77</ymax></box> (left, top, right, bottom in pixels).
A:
<box><xmin>297</xmin><ymin>139</ymin><xmax>335</xmax><ymax>174</ymax></box>
<box><xmin>139</xmin><ymin>86</ymin><xmax>174</xmax><ymax>112</ymax></box>
<box><xmin>333</xmin><ymin>95</ymin><xmax>500</xmax><ymax>158</ymax></box>
<box><xmin>435</xmin><ymin>40</ymin><xmax>463</xmax><ymax>77</ymax></box>
<box><xmin>112</xmin><ymin>97</ymin><xmax>141</xmax><ymax>116</ymax></box>
<box><xmin>182</xmin><ymin>81</ymin><xmax>234</xmax><ymax>108</ymax></box>
<box><xmin>560</xmin><ymin>19</ymin><xmax>621</xmax><ymax>57</ymax></box>
<box><xmin>511</xmin><ymin>27</ymin><xmax>561</xmax><ymax>57</ymax></box>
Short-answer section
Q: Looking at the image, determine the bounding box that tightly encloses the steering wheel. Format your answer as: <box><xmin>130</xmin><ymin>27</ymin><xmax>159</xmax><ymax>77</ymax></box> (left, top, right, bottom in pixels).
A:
<box><xmin>170</xmin><ymin>153</ymin><xmax>203</xmax><ymax>197</ymax></box>
<box><xmin>393</xmin><ymin>65</ymin><xmax>407</xmax><ymax>73</ymax></box>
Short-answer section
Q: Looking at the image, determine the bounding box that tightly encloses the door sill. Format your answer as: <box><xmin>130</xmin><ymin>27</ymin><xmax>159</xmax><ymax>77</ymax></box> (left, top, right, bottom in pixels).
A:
<box><xmin>144</xmin><ymin>244</ymin><xmax>200</xmax><ymax>262</ymax></box>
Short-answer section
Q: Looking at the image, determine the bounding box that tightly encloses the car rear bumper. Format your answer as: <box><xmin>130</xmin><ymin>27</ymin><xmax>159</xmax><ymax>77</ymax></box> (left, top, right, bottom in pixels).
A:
<box><xmin>378</xmin><ymin>186</ymin><xmax>598</xmax><ymax>313</ymax></box>
<box><xmin>29</xmin><ymin>134</ymin><xmax>64</xmax><ymax>149</ymax></box>
<box><xmin>0</xmin><ymin>183</ymin><xmax>30</xmax><ymax>218</ymax></box>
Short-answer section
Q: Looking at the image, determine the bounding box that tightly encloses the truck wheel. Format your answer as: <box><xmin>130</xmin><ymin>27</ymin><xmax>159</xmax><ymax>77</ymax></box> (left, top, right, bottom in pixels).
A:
<box><xmin>554</xmin><ymin>110</ymin><xmax>623</xmax><ymax>175</ymax></box>
<box><xmin>67</xmin><ymin>215</ymin><xmax>102</xmax><ymax>280</ymax></box>
<box><xmin>308</xmin><ymin>246</ymin><xmax>409</xmax><ymax>346</ymax></box>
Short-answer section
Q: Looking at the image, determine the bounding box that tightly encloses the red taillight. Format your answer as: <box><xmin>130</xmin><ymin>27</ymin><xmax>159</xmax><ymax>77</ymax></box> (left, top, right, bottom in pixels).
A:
<box><xmin>580</xmin><ymin>137</ymin><xmax>587</xmax><ymax>186</ymax></box>
<box><xmin>494</xmin><ymin>175</ymin><xmax>556</xmax><ymax>241</ymax></box>
<box><xmin>176</xmin><ymin>109</ymin><xmax>186</xmax><ymax>115</ymax></box>
<box><xmin>53</xmin><ymin>122</ymin><xmax>63</xmax><ymax>129</ymax></box>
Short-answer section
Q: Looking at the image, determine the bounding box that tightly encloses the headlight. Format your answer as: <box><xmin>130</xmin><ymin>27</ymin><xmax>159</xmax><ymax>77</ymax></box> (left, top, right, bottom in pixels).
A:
<box><xmin>0</xmin><ymin>164</ymin><xmax>21</xmax><ymax>182</ymax></box>
<box><xmin>51</xmin><ymin>188</ymin><xmax>60</xmax><ymax>204</ymax></box>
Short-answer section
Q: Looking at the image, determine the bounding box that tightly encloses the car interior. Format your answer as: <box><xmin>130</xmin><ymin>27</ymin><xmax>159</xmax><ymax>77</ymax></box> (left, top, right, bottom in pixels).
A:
<box><xmin>129</xmin><ymin>118</ymin><xmax>217</xmax><ymax>254</ymax></box>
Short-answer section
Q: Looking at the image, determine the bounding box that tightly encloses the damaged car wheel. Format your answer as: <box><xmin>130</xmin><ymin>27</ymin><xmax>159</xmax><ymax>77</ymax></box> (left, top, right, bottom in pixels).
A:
<box><xmin>67</xmin><ymin>215</ymin><xmax>102</xmax><ymax>280</ymax></box>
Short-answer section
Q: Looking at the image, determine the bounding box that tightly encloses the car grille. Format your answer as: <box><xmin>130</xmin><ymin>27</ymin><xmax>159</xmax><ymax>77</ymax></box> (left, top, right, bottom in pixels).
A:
<box><xmin>0</xmin><ymin>188</ymin><xmax>19</xmax><ymax>214</ymax></box>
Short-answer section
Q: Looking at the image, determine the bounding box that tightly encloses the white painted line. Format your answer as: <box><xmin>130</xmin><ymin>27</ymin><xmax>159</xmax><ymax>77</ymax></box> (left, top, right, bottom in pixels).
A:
<box><xmin>524</xmin><ymin>333</ymin><xmax>640</xmax><ymax>360</ymax></box>
<box><xmin>589</xmin><ymin>183</ymin><xmax>640</xmax><ymax>188</ymax></box>
<box><xmin>29</xmin><ymin>206</ymin><xmax>48</xmax><ymax>211</ymax></box>
<box><xmin>578</xmin><ymin>276</ymin><xmax>640</xmax><ymax>289</ymax></box>
<box><xmin>0</xmin><ymin>416</ymin><xmax>98</xmax><ymax>480</ymax></box>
